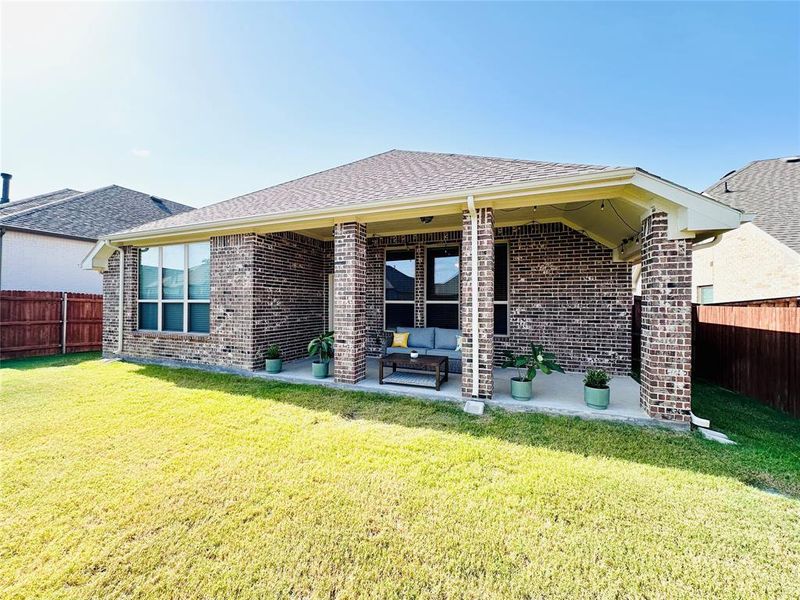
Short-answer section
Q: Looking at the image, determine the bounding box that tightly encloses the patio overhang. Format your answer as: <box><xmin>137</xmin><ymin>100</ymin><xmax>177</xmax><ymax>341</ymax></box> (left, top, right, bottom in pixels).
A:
<box><xmin>87</xmin><ymin>167</ymin><xmax>745</xmax><ymax>269</ymax></box>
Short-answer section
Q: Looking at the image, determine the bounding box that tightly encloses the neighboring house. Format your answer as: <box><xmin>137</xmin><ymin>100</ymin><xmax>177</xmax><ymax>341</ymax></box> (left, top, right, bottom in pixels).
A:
<box><xmin>691</xmin><ymin>157</ymin><xmax>800</xmax><ymax>304</ymax></box>
<box><xmin>0</xmin><ymin>175</ymin><xmax>193</xmax><ymax>293</ymax></box>
<box><xmin>83</xmin><ymin>150</ymin><xmax>745</xmax><ymax>423</ymax></box>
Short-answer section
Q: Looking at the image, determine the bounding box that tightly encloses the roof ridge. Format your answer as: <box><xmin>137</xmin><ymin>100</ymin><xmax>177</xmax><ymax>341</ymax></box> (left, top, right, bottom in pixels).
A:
<box><xmin>11</xmin><ymin>187</ymin><xmax>81</xmax><ymax>204</ymax></box>
<box><xmin>0</xmin><ymin>185</ymin><xmax>118</xmax><ymax>223</ymax></box>
<box><xmin>391</xmin><ymin>148</ymin><xmax>617</xmax><ymax>170</ymax></box>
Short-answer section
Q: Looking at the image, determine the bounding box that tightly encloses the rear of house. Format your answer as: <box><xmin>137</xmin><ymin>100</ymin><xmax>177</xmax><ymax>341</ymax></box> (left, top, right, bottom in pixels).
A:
<box><xmin>85</xmin><ymin>150</ymin><xmax>746</xmax><ymax>423</ymax></box>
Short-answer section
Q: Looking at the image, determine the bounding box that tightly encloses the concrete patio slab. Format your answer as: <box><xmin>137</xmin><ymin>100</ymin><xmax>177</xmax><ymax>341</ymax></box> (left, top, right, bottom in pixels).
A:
<box><xmin>254</xmin><ymin>357</ymin><xmax>658</xmax><ymax>426</ymax></box>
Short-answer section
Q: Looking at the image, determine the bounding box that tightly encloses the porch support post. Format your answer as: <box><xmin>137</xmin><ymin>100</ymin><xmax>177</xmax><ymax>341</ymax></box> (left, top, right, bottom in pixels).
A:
<box><xmin>639</xmin><ymin>212</ymin><xmax>692</xmax><ymax>422</ymax></box>
<box><xmin>461</xmin><ymin>206</ymin><xmax>494</xmax><ymax>399</ymax></box>
<box><xmin>333</xmin><ymin>222</ymin><xmax>367</xmax><ymax>384</ymax></box>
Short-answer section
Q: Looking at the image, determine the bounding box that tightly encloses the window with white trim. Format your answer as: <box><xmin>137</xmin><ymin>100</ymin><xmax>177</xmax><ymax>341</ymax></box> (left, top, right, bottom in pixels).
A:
<box><xmin>384</xmin><ymin>249</ymin><xmax>415</xmax><ymax>329</ymax></box>
<box><xmin>698</xmin><ymin>285</ymin><xmax>714</xmax><ymax>305</ymax></box>
<box><xmin>138</xmin><ymin>242</ymin><xmax>210</xmax><ymax>333</ymax></box>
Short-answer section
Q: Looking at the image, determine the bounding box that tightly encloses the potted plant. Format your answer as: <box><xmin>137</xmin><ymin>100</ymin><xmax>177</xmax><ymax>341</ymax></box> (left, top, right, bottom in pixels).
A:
<box><xmin>308</xmin><ymin>331</ymin><xmax>334</xmax><ymax>378</ymax></box>
<box><xmin>501</xmin><ymin>343</ymin><xmax>564</xmax><ymax>400</ymax></box>
<box><xmin>584</xmin><ymin>368</ymin><xmax>611</xmax><ymax>409</ymax></box>
<box><xmin>265</xmin><ymin>344</ymin><xmax>282</xmax><ymax>373</ymax></box>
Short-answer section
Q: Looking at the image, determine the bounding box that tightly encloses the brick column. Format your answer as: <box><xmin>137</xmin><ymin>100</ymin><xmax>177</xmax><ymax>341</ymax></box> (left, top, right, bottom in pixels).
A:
<box><xmin>334</xmin><ymin>222</ymin><xmax>367</xmax><ymax>384</ymax></box>
<box><xmin>461</xmin><ymin>207</ymin><xmax>494</xmax><ymax>399</ymax></box>
<box><xmin>639</xmin><ymin>212</ymin><xmax>692</xmax><ymax>422</ymax></box>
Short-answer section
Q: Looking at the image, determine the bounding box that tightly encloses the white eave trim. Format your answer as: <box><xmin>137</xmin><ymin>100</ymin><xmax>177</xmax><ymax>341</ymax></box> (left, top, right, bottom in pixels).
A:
<box><xmin>101</xmin><ymin>166</ymin><xmax>747</xmax><ymax>245</ymax></box>
<box><xmin>81</xmin><ymin>240</ymin><xmax>119</xmax><ymax>271</ymax></box>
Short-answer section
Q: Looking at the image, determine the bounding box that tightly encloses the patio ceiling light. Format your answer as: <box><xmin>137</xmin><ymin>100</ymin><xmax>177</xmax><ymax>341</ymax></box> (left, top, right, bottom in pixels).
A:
<box><xmin>420</xmin><ymin>216</ymin><xmax>434</xmax><ymax>224</ymax></box>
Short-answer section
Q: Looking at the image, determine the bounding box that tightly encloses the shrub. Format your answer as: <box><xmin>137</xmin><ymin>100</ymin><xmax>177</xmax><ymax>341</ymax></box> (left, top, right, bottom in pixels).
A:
<box><xmin>265</xmin><ymin>344</ymin><xmax>281</xmax><ymax>360</ymax></box>
<box><xmin>500</xmin><ymin>343</ymin><xmax>564</xmax><ymax>382</ymax></box>
<box><xmin>584</xmin><ymin>368</ymin><xmax>611</xmax><ymax>389</ymax></box>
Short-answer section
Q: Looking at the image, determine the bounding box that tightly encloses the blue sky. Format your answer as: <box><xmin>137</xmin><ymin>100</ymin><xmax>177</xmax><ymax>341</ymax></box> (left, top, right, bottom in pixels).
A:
<box><xmin>2</xmin><ymin>1</ymin><xmax>798</xmax><ymax>206</ymax></box>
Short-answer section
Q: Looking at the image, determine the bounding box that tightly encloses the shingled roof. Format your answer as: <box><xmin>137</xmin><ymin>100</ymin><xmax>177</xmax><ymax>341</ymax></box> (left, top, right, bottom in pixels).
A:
<box><xmin>121</xmin><ymin>150</ymin><xmax>620</xmax><ymax>235</ymax></box>
<box><xmin>0</xmin><ymin>188</ymin><xmax>83</xmax><ymax>217</ymax></box>
<box><xmin>0</xmin><ymin>185</ymin><xmax>193</xmax><ymax>240</ymax></box>
<box><xmin>704</xmin><ymin>157</ymin><xmax>800</xmax><ymax>253</ymax></box>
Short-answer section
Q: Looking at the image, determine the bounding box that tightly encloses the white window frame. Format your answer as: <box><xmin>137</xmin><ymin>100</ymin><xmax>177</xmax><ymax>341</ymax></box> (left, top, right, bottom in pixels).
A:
<box><xmin>383</xmin><ymin>247</ymin><xmax>415</xmax><ymax>331</ymax></box>
<box><xmin>137</xmin><ymin>243</ymin><xmax>210</xmax><ymax>334</ymax></box>
<box><xmin>698</xmin><ymin>285</ymin><xmax>714</xmax><ymax>305</ymax></box>
<box><xmin>424</xmin><ymin>245</ymin><xmax>460</xmax><ymax>328</ymax></box>
<box><xmin>494</xmin><ymin>241</ymin><xmax>510</xmax><ymax>337</ymax></box>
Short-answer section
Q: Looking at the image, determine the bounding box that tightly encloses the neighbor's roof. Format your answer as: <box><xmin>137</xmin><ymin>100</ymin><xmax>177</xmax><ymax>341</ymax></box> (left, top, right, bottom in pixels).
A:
<box><xmin>0</xmin><ymin>185</ymin><xmax>194</xmax><ymax>240</ymax></box>
<box><xmin>0</xmin><ymin>188</ymin><xmax>82</xmax><ymax>217</ymax></box>
<box><xmin>704</xmin><ymin>157</ymin><xmax>800</xmax><ymax>253</ymax></box>
<box><xmin>121</xmin><ymin>150</ymin><xmax>620</xmax><ymax>235</ymax></box>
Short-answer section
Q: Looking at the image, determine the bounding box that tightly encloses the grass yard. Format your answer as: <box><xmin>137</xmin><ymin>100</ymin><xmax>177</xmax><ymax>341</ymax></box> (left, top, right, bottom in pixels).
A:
<box><xmin>2</xmin><ymin>354</ymin><xmax>799</xmax><ymax>599</ymax></box>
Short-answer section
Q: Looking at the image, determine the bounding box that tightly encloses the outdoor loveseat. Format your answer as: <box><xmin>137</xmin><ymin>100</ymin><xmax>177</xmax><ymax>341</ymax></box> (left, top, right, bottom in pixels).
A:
<box><xmin>383</xmin><ymin>326</ymin><xmax>463</xmax><ymax>374</ymax></box>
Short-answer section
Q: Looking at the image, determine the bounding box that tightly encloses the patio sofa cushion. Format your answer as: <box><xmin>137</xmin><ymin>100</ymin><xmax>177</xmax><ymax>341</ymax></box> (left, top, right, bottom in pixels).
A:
<box><xmin>397</xmin><ymin>326</ymin><xmax>435</xmax><ymax>349</ymax></box>
<box><xmin>434</xmin><ymin>328</ymin><xmax>460</xmax><ymax>350</ymax></box>
<box><xmin>386</xmin><ymin>347</ymin><xmax>428</xmax><ymax>356</ymax></box>
<box><xmin>427</xmin><ymin>349</ymin><xmax>460</xmax><ymax>360</ymax></box>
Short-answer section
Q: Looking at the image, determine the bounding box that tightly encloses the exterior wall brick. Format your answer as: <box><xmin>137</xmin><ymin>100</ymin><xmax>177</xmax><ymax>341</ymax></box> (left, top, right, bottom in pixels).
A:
<box><xmin>102</xmin><ymin>232</ymin><xmax>325</xmax><ymax>371</ymax></box>
<box><xmin>333</xmin><ymin>222</ymin><xmax>367</xmax><ymax>384</ymax></box>
<box><xmin>461</xmin><ymin>208</ymin><xmax>495</xmax><ymax>399</ymax></box>
<box><xmin>639</xmin><ymin>212</ymin><xmax>692</xmax><ymax>422</ymax></box>
<box><xmin>361</xmin><ymin>224</ymin><xmax>630</xmax><ymax>375</ymax></box>
<box><xmin>494</xmin><ymin>223</ymin><xmax>632</xmax><ymax>375</ymax></box>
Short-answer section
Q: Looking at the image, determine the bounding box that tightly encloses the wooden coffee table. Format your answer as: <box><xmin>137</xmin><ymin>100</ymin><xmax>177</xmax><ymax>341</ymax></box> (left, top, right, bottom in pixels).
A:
<box><xmin>379</xmin><ymin>354</ymin><xmax>449</xmax><ymax>391</ymax></box>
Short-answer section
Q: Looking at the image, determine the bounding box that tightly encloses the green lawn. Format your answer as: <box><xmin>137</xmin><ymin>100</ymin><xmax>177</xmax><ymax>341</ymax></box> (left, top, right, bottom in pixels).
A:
<box><xmin>2</xmin><ymin>354</ymin><xmax>799</xmax><ymax>599</ymax></box>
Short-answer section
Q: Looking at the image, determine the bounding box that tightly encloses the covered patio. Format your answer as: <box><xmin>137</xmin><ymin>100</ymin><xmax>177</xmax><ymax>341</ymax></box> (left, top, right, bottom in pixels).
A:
<box><xmin>255</xmin><ymin>357</ymin><xmax>650</xmax><ymax>424</ymax></box>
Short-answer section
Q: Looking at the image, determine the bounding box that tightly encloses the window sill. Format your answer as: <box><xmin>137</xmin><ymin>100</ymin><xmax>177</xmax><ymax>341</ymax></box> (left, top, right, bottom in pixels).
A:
<box><xmin>133</xmin><ymin>330</ymin><xmax>210</xmax><ymax>340</ymax></box>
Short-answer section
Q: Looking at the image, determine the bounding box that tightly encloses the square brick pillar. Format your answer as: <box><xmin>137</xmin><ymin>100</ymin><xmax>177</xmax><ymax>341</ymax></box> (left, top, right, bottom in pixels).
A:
<box><xmin>639</xmin><ymin>212</ymin><xmax>692</xmax><ymax>422</ymax></box>
<box><xmin>461</xmin><ymin>207</ymin><xmax>495</xmax><ymax>399</ymax></box>
<box><xmin>334</xmin><ymin>222</ymin><xmax>367</xmax><ymax>384</ymax></box>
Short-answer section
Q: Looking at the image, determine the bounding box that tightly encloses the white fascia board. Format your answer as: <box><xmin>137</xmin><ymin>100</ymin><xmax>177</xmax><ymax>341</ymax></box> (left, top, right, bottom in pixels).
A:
<box><xmin>81</xmin><ymin>240</ymin><xmax>118</xmax><ymax>271</ymax></box>
<box><xmin>630</xmin><ymin>171</ymin><xmax>744</xmax><ymax>233</ymax></box>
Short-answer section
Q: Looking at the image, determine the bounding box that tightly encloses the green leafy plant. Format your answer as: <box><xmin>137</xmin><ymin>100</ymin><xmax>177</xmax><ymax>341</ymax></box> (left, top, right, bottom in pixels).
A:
<box><xmin>265</xmin><ymin>344</ymin><xmax>281</xmax><ymax>360</ymax></box>
<box><xmin>584</xmin><ymin>368</ymin><xmax>611</xmax><ymax>389</ymax></box>
<box><xmin>308</xmin><ymin>331</ymin><xmax>334</xmax><ymax>363</ymax></box>
<box><xmin>501</xmin><ymin>343</ymin><xmax>564</xmax><ymax>382</ymax></box>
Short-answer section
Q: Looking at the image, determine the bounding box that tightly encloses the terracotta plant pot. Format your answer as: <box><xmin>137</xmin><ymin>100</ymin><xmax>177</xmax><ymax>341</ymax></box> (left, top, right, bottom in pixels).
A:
<box><xmin>510</xmin><ymin>377</ymin><xmax>533</xmax><ymax>400</ymax></box>
<box><xmin>584</xmin><ymin>385</ymin><xmax>610</xmax><ymax>409</ymax></box>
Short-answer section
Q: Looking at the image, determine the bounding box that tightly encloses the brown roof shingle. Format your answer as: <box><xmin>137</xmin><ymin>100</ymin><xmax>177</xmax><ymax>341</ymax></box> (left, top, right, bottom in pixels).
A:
<box><xmin>121</xmin><ymin>150</ymin><xmax>620</xmax><ymax>235</ymax></box>
<box><xmin>0</xmin><ymin>185</ymin><xmax>194</xmax><ymax>240</ymax></box>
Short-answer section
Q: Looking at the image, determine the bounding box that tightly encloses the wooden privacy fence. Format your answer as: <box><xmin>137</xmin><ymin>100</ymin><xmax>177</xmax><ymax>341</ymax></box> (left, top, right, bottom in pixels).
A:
<box><xmin>0</xmin><ymin>291</ymin><xmax>103</xmax><ymax>360</ymax></box>
<box><xmin>693</xmin><ymin>305</ymin><xmax>800</xmax><ymax>418</ymax></box>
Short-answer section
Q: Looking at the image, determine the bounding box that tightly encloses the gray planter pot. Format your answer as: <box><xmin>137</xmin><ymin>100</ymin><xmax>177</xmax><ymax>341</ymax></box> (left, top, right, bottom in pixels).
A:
<box><xmin>510</xmin><ymin>377</ymin><xmax>533</xmax><ymax>401</ymax></box>
<box><xmin>312</xmin><ymin>360</ymin><xmax>330</xmax><ymax>379</ymax></box>
<box><xmin>265</xmin><ymin>358</ymin><xmax>282</xmax><ymax>374</ymax></box>
<box><xmin>584</xmin><ymin>385</ymin><xmax>610</xmax><ymax>409</ymax></box>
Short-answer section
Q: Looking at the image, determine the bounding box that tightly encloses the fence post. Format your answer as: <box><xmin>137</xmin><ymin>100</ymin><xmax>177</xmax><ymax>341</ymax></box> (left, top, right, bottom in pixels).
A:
<box><xmin>61</xmin><ymin>292</ymin><xmax>68</xmax><ymax>354</ymax></box>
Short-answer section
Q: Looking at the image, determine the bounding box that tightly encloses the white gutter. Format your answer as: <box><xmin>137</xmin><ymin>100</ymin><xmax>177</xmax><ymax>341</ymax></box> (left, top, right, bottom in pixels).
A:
<box><xmin>467</xmin><ymin>195</ymin><xmax>479</xmax><ymax>398</ymax></box>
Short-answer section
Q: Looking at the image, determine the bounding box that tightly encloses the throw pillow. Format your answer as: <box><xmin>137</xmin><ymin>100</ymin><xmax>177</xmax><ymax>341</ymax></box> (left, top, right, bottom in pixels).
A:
<box><xmin>392</xmin><ymin>332</ymin><xmax>410</xmax><ymax>348</ymax></box>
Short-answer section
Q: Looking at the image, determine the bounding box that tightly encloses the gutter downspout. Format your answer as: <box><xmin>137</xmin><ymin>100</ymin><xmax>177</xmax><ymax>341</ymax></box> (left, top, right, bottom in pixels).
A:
<box><xmin>467</xmin><ymin>195</ymin><xmax>479</xmax><ymax>398</ymax></box>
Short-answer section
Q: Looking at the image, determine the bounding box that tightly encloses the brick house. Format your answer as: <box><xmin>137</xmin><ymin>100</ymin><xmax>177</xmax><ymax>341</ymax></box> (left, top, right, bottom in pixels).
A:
<box><xmin>83</xmin><ymin>150</ymin><xmax>745</xmax><ymax>422</ymax></box>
